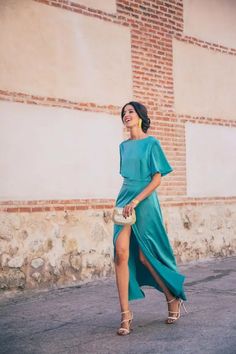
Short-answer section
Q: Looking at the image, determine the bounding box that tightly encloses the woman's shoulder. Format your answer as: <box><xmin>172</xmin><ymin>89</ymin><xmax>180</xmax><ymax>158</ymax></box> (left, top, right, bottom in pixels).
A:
<box><xmin>141</xmin><ymin>135</ymin><xmax>161</xmax><ymax>147</ymax></box>
<box><xmin>147</xmin><ymin>136</ymin><xmax>159</xmax><ymax>143</ymax></box>
<box><xmin>149</xmin><ymin>136</ymin><xmax>161</xmax><ymax>145</ymax></box>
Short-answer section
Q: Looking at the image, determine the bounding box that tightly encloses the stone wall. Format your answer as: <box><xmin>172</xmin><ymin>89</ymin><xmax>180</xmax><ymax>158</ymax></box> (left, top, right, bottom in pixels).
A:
<box><xmin>1</xmin><ymin>201</ymin><xmax>235</xmax><ymax>291</ymax></box>
<box><xmin>0</xmin><ymin>209</ymin><xmax>114</xmax><ymax>290</ymax></box>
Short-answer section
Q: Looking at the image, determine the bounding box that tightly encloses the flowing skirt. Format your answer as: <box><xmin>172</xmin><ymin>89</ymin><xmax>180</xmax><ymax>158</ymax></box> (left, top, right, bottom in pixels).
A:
<box><xmin>113</xmin><ymin>178</ymin><xmax>187</xmax><ymax>301</ymax></box>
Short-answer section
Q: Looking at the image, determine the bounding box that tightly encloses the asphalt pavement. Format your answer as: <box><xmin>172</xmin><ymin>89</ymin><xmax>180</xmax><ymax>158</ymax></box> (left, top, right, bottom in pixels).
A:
<box><xmin>0</xmin><ymin>255</ymin><xmax>236</xmax><ymax>354</ymax></box>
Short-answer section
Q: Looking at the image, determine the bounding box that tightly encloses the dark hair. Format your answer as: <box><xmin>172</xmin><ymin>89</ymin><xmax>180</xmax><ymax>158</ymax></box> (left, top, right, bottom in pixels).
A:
<box><xmin>121</xmin><ymin>101</ymin><xmax>151</xmax><ymax>133</ymax></box>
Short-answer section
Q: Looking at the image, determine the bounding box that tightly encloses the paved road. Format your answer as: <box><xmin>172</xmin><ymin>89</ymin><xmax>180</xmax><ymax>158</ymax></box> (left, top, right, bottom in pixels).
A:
<box><xmin>0</xmin><ymin>256</ymin><xmax>236</xmax><ymax>354</ymax></box>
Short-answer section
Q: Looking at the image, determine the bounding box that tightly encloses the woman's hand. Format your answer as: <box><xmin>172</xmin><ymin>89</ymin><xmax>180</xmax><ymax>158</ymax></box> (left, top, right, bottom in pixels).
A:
<box><xmin>123</xmin><ymin>199</ymin><xmax>139</xmax><ymax>218</ymax></box>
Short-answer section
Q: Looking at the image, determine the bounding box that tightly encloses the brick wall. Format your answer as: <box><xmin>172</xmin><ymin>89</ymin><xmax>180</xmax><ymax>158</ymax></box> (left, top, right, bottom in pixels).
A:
<box><xmin>1</xmin><ymin>0</ymin><xmax>235</xmax><ymax>212</ymax></box>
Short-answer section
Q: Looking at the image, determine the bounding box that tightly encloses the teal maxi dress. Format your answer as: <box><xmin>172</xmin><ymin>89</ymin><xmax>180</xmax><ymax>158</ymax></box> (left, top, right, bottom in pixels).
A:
<box><xmin>113</xmin><ymin>135</ymin><xmax>187</xmax><ymax>301</ymax></box>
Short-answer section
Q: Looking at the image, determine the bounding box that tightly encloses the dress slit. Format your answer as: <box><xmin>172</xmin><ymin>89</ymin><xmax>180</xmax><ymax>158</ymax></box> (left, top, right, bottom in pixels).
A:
<box><xmin>113</xmin><ymin>217</ymin><xmax>187</xmax><ymax>301</ymax></box>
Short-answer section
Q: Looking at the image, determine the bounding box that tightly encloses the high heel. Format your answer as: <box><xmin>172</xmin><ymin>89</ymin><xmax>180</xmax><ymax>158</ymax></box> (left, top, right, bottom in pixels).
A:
<box><xmin>165</xmin><ymin>297</ymin><xmax>188</xmax><ymax>324</ymax></box>
<box><xmin>117</xmin><ymin>310</ymin><xmax>133</xmax><ymax>335</ymax></box>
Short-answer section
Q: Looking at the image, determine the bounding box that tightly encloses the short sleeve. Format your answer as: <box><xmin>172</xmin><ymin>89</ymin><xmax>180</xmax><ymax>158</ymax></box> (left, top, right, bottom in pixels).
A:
<box><xmin>149</xmin><ymin>140</ymin><xmax>173</xmax><ymax>177</ymax></box>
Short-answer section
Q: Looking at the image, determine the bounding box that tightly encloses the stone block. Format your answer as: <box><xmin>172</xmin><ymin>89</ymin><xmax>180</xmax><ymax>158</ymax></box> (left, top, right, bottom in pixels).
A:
<box><xmin>31</xmin><ymin>258</ymin><xmax>44</xmax><ymax>269</ymax></box>
<box><xmin>70</xmin><ymin>253</ymin><xmax>82</xmax><ymax>271</ymax></box>
<box><xmin>8</xmin><ymin>256</ymin><xmax>24</xmax><ymax>268</ymax></box>
<box><xmin>0</xmin><ymin>269</ymin><xmax>26</xmax><ymax>290</ymax></box>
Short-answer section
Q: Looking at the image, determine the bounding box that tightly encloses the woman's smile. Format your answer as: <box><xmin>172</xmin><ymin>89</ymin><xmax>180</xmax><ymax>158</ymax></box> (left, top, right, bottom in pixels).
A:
<box><xmin>124</xmin><ymin>117</ymin><xmax>132</xmax><ymax>123</ymax></box>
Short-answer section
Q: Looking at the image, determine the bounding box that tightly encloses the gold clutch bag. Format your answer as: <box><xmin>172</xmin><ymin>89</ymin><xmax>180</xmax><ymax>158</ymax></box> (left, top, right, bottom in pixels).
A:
<box><xmin>112</xmin><ymin>207</ymin><xmax>136</xmax><ymax>225</ymax></box>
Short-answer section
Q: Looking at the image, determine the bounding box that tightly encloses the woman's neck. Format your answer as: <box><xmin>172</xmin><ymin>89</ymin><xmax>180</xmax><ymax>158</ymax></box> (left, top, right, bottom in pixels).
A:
<box><xmin>129</xmin><ymin>128</ymin><xmax>147</xmax><ymax>140</ymax></box>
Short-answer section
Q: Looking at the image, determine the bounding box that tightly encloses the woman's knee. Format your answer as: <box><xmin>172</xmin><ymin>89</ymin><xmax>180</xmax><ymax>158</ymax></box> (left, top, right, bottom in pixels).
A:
<box><xmin>115</xmin><ymin>247</ymin><xmax>129</xmax><ymax>265</ymax></box>
<box><xmin>115</xmin><ymin>225</ymin><xmax>131</xmax><ymax>266</ymax></box>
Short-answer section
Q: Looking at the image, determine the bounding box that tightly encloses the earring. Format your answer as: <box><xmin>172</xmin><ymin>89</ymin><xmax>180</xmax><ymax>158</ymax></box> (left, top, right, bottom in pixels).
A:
<box><xmin>138</xmin><ymin>119</ymin><xmax>142</xmax><ymax>128</ymax></box>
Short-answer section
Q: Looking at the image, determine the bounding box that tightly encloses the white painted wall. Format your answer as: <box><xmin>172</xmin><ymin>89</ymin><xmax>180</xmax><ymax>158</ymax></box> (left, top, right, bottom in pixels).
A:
<box><xmin>173</xmin><ymin>39</ymin><xmax>236</xmax><ymax>120</ymax></box>
<box><xmin>0</xmin><ymin>0</ymin><xmax>132</xmax><ymax>105</ymax></box>
<box><xmin>184</xmin><ymin>0</ymin><xmax>236</xmax><ymax>49</ymax></box>
<box><xmin>0</xmin><ymin>101</ymin><xmax>123</xmax><ymax>200</ymax></box>
<box><xmin>185</xmin><ymin>122</ymin><xmax>236</xmax><ymax>197</ymax></box>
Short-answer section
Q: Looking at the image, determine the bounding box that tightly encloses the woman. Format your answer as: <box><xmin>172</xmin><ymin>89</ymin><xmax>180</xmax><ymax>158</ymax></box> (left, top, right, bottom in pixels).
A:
<box><xmin>113</xmin><ymin>101</ymin><xmax>187</xmax><ymax>336</ymax></box>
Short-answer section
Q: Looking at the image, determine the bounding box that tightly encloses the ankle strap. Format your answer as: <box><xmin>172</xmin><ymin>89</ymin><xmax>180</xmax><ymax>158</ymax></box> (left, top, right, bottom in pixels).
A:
<box><xmin>167</xmin><ymin>297</ymin><xmax>177</xmax><ymax>304</ymax></box>
<box><xmin>121</xmin><ymin>310</ymin><xmax>130</xmax><ymax>314</ymax></box>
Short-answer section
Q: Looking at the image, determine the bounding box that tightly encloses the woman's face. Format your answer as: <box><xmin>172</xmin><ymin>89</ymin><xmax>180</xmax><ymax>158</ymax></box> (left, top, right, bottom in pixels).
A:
<box><xmin>122</xmin><ymin>104</ymin><xmax>140</xmax><ymax>129</ymax></box>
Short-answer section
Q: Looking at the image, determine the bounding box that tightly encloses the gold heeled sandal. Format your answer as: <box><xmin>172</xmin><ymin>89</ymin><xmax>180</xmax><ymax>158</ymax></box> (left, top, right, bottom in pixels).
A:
<box><xmin>166</xmin><ymin>297</ymin><xmax>188</xmax><ymax>324</ymax></box>
<box><xmin>117</xmin><ymin>310</ymin><xmax>133</xmax><ymax>335</ymax></box>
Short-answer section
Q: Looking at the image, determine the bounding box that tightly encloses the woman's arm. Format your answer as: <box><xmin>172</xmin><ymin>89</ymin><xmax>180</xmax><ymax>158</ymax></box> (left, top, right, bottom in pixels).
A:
<box><xmin>122</xmin><ymin>173</ymin><xmax>161</xmax><ymax>218</ymax></box>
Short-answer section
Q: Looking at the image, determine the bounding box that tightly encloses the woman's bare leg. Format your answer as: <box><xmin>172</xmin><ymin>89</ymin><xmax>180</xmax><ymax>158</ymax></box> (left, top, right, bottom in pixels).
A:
<box><xmin>114</xmin><ymin>225</ymin><xmax>132</xmax><ymax>329</ymax></box>
<box><xmin>139</xmin><ymin>248</ymin><xmax>181</xmax><ymax>321</ymax></box>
